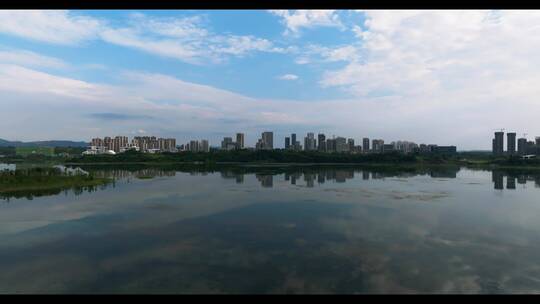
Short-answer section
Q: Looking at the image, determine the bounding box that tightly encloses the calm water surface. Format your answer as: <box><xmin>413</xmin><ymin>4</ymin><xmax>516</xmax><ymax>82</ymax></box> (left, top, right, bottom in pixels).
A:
<box><xmin>1</xmin><ymin>165</ymin><xmax>540</xmax><ymax>293</ymax></box>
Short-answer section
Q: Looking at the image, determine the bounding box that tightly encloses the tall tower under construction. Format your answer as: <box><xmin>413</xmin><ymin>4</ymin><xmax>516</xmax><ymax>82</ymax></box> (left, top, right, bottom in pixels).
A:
<box><xmin>507</xmin><ymin>132</ymin><xmax>516</xmax><ymax>155</ymax></box>
<box><xmin>493</xmin><ymin>132</ymin><xmax>504</xmax><ymax>155</ymax></box>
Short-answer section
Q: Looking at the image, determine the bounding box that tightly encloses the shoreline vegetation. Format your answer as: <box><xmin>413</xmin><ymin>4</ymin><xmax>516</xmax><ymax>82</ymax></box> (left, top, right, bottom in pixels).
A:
<box><xmin>62</xmin><ymin>150</ymin><xmax>540</xmax><ymax>170</ymax></box>
<box><xmin>0</xmin><ymin>167</ymin><xmax>112</xmax><ymax>200</ymax></box>
<box><xmin>2</xmin><ymin>149</ymin><xmax>540</xmax><ymax>170</ymax></box>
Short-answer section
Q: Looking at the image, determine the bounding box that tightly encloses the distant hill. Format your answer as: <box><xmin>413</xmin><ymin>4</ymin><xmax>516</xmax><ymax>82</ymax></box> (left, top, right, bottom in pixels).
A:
<box><xmin>0</xmin><ymin>138</ymin><xmax>88</xmax><ymax>148</ymax></box>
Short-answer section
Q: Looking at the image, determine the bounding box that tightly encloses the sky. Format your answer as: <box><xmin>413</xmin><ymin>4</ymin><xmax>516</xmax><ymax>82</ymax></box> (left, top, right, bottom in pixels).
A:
<box><xmin>1</xmin><ymin>10</ymin><xmax>540</xmax><ymax>150</ymax></box>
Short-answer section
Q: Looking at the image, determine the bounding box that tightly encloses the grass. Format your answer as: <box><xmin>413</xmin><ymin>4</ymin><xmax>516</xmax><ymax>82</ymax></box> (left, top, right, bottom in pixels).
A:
<box><xmin>15</xmin><ymin>146</ymin><xmax>55</xmax><ymax>157</ymax></box>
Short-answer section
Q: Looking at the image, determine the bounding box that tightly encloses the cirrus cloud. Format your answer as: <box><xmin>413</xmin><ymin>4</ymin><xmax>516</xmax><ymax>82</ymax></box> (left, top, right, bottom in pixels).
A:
<box><xmin>278</xmin><ymin>74</ymin><xmax>299</xmax><ymax>81</ymax></box>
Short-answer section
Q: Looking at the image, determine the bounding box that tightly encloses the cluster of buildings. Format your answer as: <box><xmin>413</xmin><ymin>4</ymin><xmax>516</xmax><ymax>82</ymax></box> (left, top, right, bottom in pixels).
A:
<box><xmin>281</xmin><ymin>132</ymin><xmax>455</xmax><ymax>154</ymax></box>
<box><xmin>83</xmin><ymin>131</ymin><xmax>457</xmax><ymax>155</ymax></box>
<box><xmin>255</xmin><ymin>132</ymin><xmax>273</xmax><ymax>150</ymax></box>
<box><xmin>179</xmin><ymin>140</ymin><xmax>210</xmax><ymax>153</ymax></box>
<box><xmin>220</xmin><ymin>133</ymin><xmax>245</xmax><ymax>151</ymax></box>
<box><xmin>84</xmin><ymin>136</ymin><xmax>176</xmax><ymax>155</ymax></box>
<box><xmin>491</xmin><ymin>131</ymin><xmax>540</xmax><ymax>157</ymax></box>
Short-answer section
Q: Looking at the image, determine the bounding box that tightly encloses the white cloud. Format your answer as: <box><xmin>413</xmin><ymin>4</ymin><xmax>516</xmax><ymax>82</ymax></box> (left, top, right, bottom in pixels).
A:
<box><xmin>294</xmin><ymin>44</ymin><xmax>361</xmax><ymax>65</ymax></box>
<box><xmin>100</xmin><ymin>13</ymin><xmax>288</xmax><ymax>64</ymax></box>
<box><xmin>314</xmin><ymin>10</ymin><xmax>540</xmax><ymax>148</ymax></box>
<box><xmin>269</xmin><ymin>10</ymin><xmax>344</xmax><ymax>35</ymax></box>
<box><xmin>0</xmin><ymin>48</ymin><xmax>67</xmax><ymax>69</ymax></box>
<box><xmin>0</xmin><ymin>64</ymin><xmax>105</xmax><ymax>100</ymax></box>
<box><xmin>4</xmin><ymin>11</ymin><xmax>540</xmax><ymax>149</ymax></box>
<box><xmin>100</xmin><ymin>27</ymin><xmax>205</xmax><ymax>64</ymax></box>
<box><xmin>0</xmin><ymin>64</ymin><xmax>312</xmax><ymax>143</ymax></box>
<box><xmin>278</xmin><ymin>74</ymin><xmax>299</xmax><ymax>81</ymax></box>
<box><xmin>0</xmin><ymin>11</ymin><xmax>290</xmax><ymax>64</ymax></box>
<box><xmin>4</xmin><ymin>57</ymin><xmax>539</xmax><ymax>149</ymax></box>
<box><xmin>0</xmin><ymin>10</ymin><xmax>103</xmax><ymax>45</ymax></box>
<box><xmin>127</xmin><ymin>13</ymin><xmax>209</xmax><ymax>39</ymax></box>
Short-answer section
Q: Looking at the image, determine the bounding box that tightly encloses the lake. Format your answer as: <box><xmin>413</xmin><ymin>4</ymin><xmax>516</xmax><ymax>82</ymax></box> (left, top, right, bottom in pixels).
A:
<box><xmin>1</xmin><ymin>165</ymin><xmax>540</xmax><ymax>293</ymax></box>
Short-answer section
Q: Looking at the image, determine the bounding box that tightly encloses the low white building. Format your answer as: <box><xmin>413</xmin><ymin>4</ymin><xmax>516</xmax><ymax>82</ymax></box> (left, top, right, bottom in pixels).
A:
<box><xmin>82</xmin><ymin>146</ymin><xmax>116</xmax><ymax>155</ymax></box>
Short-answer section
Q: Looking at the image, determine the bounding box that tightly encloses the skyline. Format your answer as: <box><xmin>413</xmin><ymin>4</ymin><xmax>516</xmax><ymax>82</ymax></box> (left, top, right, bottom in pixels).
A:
<box><xmin>2</xmin><ymin>10</ymin><xmax>540</xmax><ymax>149</ymax></box>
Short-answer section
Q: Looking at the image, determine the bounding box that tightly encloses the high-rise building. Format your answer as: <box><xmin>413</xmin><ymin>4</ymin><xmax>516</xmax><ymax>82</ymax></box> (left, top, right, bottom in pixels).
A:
<box><xmin>536</xmin><ymin>137</ymin><xmax>540</xmax><ymax>146</ymax></box>
<box><xmin>103</xmin><ymin>137</ymin><xmax>112</xmax><ymax>151</ymax></box>
<box><xmin>304</xmin><ymin>132</ymin><xmax>316</xmax><ymax>151</ymax></box>
<box><xmin>91</xmin><ymin>138</ymin><xmax>103</xmax><ymax>148</ymax></box>
<box><xmin>335</xmin><ymin>137</ymin><xmax>348</xmax><ymax>152</ymax></box>
<box><xmin>493</xmin><ymin>132</ymin><xmax>504</xmax><ymax>155</ymax></box>
<box><xmin>236</xmin><ymin>133</ymin><xmax>245</xmax><ymax>149</ymax></box>
<box><xmin>518</xmin><ymin>137</ymin><xmax>527</xmax><ymax>155</ymax></box>
<box><xmin>372</xmin><ymin>139</ymin><xmax>384</xmax><ymax>153</ymax></box>
<box><xmin>291</xmin><ymin>133</ymin><xmax>297</xmax><ymax>150</ymax></box>
<box><xmin>363</xmin><ymin>138</ymin><xmax>370</xmax><ymax>153</ymax></box>
<box><xmin>347</xmin><ymin>138</ymin><xmax>355</xmax><ymax>152</ymax></box>
<box><xmin>507</xmin><ymin>132</ymin><xmax>516</xmax><ymax>155</ymax></box>
<box><xmin>527</xmin><ymin>141</ymin><xmax>537</xmax><ymax>155</ymax></box>
<box><xmin>318</xmin><ymin>134</ymin><xmax>326</xmax><ymax>152</ymax></box>
<box><xmin>113</xmin><ymin>136</ymin><xmax>128</xmax><ymax>152</ymax></box>
<box><xmin>326</xmin><ymin>138</ymin><xmax>336</xmax><ymax>152</ymax></box>
<box><xmin>189</xmin><ymin>140</ymin><xmax>199</xmax><ymax>152</ymax></box>
<box><xmin>395</xmin><ymin>140</ymin><xmax>418</xmax><ymax>154</ymax></box>
<box><xmin>285</xmin><ymin>137</ymin><xmax>290</xmax><ymax>149</ymax></box>
<box><xmin>200</xmin><ymin>140</ymin><xmax>209</xmax><ymax>152</ymax></box>
<box><xmin>262</xmin><ymin>131</ymin><xmax>273</xmax><ymax>150</ymax></box>
<box><xmin>221</xmin><ymin>137</ymin><xmax>233</xmax><ymax>150</ymax></box>
<box><xmin>382</xmin><ymin>143</ymin><xmax>395</xmax><ymax>153</ymax></box>
<box><xmin>160</xmin><ymin>138</ymin><xmax>176</xmax><ymax>152</ymax></box>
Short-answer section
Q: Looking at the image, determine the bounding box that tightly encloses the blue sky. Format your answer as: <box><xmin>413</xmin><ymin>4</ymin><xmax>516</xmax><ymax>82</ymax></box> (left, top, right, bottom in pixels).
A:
<box><xmin>1</xmin><ymin>10</ymin><xmax>540</xmax><ymax>149</ymax></box>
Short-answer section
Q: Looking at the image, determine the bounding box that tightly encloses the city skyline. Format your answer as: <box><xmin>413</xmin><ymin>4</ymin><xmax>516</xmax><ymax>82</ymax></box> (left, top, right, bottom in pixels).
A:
<box><xmin>2</xmin><ymin>10</ymin><xmax>540</xmax><ymax>149</ymax></box>
<box><xmin>84</xmin><ymin>130</ymin><xmax>459</xmax><ymax>156</ymax></box>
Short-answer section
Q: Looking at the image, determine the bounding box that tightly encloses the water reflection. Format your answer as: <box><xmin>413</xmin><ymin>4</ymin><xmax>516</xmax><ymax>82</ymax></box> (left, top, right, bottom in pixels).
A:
<box><xmin>2</xmin><ymin>165</ymin><xmax>540</xmax><ymax>293</ymax></box>
<box><xmin>6</xmin><ymin>165</ymin><xmax>540</xmax><ymax>201</ymax></box>
<box><xmin>85</xmin><ymin>165</ymin><xmax>461</xmax><ymax>188</ymax></box>
<box><xmin>491</xmin><ymin>170</ymin><xmax>540</xmax><ymax>190</ymax></box>
<box><xmin>256</xmin><ymin>174</ymin><xmax>273</xmax><ymax>188</ymax></box>
<box><xmin>0</xmin><ymin>183</ymin><xmax>111</xmax><ymax>202</ymax></box>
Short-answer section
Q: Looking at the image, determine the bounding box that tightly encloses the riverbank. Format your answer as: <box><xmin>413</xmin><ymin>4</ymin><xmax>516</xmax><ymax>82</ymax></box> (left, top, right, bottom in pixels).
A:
<box><xmin>0</xmin><ymin>168</ymin><xmax>112</xmax><ymax>198</ymax></box>
<box><xmin>5</xmin><ymin>148</ymin><xmax>540</xmax><ymax>171</ymax></box>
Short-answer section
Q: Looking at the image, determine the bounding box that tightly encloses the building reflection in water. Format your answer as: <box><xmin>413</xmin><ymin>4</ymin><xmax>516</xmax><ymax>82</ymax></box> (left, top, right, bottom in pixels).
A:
<box><xmin>491</xmin><ymin>170</ymin><xmax>540</xmax><ymax>190</ymax></box>
<box><xmin>304</xmin><ymin>173</ymin><xmax>315</xmax><ymax>188</ymax></box>
<box><xmin>317</xmin><ymin>173</ymin><xmax>325</xmax><ymax>184</ymax></box>
<box><xmin>220</xmin><ymin>171</ymin><xmax>245</xmax><ymax>184</ymax></box>
<box><xmin>88</xmin><ymin>167</ymin><xmax>539</xmax><ymax>192</ymax></box>
<box><xmin>76</xmin><ymin>166</ymin><xmax>540</xmax><ymax>194</ymax></box>
<box><xmin>492</xmin><ymin>171</ymin><xmax>504</xmax><ymax>190</ymax></box>
<box><xmin>362</xmin><ymin>171</ymin><xmax>370</xmax><ymax>180</ymax></box>
<box><xmin>10</xmin><ymin>165</ymin><xmax>540</xmax><ymax>202</ymax></box>
<box><xmin>256</xmin><ymin>174</ymin><xmax>273</xmax><ymax>188</ymax></box>
<box><xmin>506</xmin><ymin>176</ymin><xmax>516</xmax><ymax>189</ymax></box>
